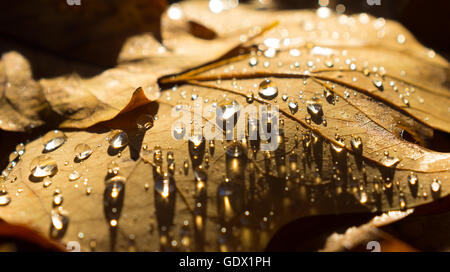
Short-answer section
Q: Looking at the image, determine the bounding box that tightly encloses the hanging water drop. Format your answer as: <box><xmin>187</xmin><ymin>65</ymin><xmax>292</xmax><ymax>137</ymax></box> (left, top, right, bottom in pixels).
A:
<box><xmin>0</xmin><ymin>194</ymin><xmax>11</xmax><ymax>206</ymax></box>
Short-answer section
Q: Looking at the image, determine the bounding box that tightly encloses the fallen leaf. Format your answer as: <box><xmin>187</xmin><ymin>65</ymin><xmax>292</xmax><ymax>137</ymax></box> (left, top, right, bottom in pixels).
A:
<box><xmin>0</xmin><ymin>1</ymin><xmax>449</xmax><ymax>252</ymax></box>
<box><xmin>0</xmin><ymin>52</ymin><xmax>50</xmax><ymax>131</ymax></box>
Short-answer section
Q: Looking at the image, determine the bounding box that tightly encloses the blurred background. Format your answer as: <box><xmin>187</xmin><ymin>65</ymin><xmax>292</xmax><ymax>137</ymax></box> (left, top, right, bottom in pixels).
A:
<box><xmin>169</xmin><ymin>0</ymin><xmax>450</xmax><ymax>57</ymax></box>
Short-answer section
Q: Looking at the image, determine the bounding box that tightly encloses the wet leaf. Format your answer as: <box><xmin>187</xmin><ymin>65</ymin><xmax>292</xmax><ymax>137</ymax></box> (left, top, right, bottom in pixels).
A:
<box><xmin>0</xmin><ymin>1</ymin><xmax>449</xmax><ymax>252</ymax></box>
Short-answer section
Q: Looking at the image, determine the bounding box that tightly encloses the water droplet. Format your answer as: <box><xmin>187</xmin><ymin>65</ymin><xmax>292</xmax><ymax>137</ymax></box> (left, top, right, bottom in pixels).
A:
<box><xmin>350</xmin><ymin>137</ymin><xmax>362</xmax><ymax>152</ymax></box>
<box><xmin>402</xmin><ymin>97</ymin><xmax>409</xmax><ymax>107</ymax></box>
<box><xmin>407</xmin><ymin>173</ymin><xmax>418</xmax><ymax>186</ymax></box>
<box><xmin>49</xmin><ymin>208</ymin><xmax>68</xmax><ymax>241</ymax></box>
<box><xmin>249</xmin><ymin>57</ymin><xmax>258</xmax><ymax>67</ymax></box>
<box><xmin>43</xmin><ymin>130</ymin><xmax>67</xmax><ymax>152</ymax></box>
<box><xmin>306</xmin><ymin>100</ymin><xmax>323</xmax><ymax>121</ymax></box>
<box><xmin>216</xmin><ymin>100</ymin><xmax>241</xmax><ymax>125</ymax></box>
<box><xmin>263</xmin><ymin>48</ymin><xmax>276</xmax><ymax>58</ymax></box>
<box><xmin>172</xmin><ymin>122</ymin><xmax>186</xmax><ymax>140</ymax></box>
<box><xmin>108</xmin><ymin>130</ymin><xmax>128</xmax><ymax>149</ymax></box>
<box><xmin>399</xmin><ymin>195</ymin><xmax>407</xmax><ymax>210</ymax></box>
<box><xmin>155</xmin><ymin>172</ymin><xmax>175</xmax><ymax>199</ymax></box>
<box><xmin>397</xmin><ymin>34</ymin><xmax>406</xmax><ymax>44</ymax></box>
<box><xmin>246</xmin><ymin>92</ymin><xmax>254</xmax><ymax>104</ymax></box>
<box><xmin>363</xmin><ymin>68</ymin><xmax>370</xmax><ymax>76</ymax></box>
<box><xmin>209</xmin><ymin>140</ymin><xmax>215</xmax><ymax>155</ymax></box>
<box><xmin>430</xmin><ymin>179</ymin><xmax>441</xmax><ymax>193</ymax></box>
<box><xmin>225</xmin><ymin>141</ymin><xmax>245</xmax><ymax>158</ymax></box>
<box><xmin>43</xmin><ymin>179</ymin><xmax>52</xmax><ymax>188</ymax></box>
<box><xmin>324</xmin><ymin>60</ymin><xmax>334</xmax><ymax>68</ymax></box>
<box><xmin>372</xmin><ymin>78</ymin><xmax>384</xmax><ymax>91</ymax></box>
<box><xmin>136</xmin><ymin>114</ymin><xmax>154</xmax><ymax>130</ymax></box>
<box><xmin>359</xmin><ymin>191</ymin><xmax>368</xmax><ymax>204</ymax></box>
<box><xmin>183</xmin><ymin>159</ymin><xmax>189</xmax><ymax>175</ymax></box>
<box><xmin>74</xmin><ymin>143</ymin><xmax>92</xmax><ymax>161</ymax></box>
<box><xmin>53</xmin><ymin>192</ymin><xmax>64</xmax><ymax>207</ymax></box>
<box><xmin>258</xmin><ymin>79</ymin><xmax>278</xmax><ymax>100</ymax></box>
<box><xmin>288</xmin><ymin>100</ymin><xmax>298</xmax><ymax>114</ymax></box>
<box><xmin>30</xmin><ymin>155</ymin><xmax>58</xmax><ymax>178</ymax></box>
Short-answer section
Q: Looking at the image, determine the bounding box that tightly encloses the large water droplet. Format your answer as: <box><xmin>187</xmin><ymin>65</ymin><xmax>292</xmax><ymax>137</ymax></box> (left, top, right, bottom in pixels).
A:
<box><xmin>216</xmin><ymin>99</ymin><xmax>241</xmax><ymax>125</ymax></box>
<box><xmin>225</xmin><ymin>141</ymin><xmax>245</xmax><ymax>158</ymax></box>
<box><xmin>16</xmin><ymin>143</ymin><xmax>25</xmax><ymax>156</ymax></box>
<box><xmin>155</xmin><ymin>172</ymin><xmax>175</xmax><ymax>199</ymax></box>
<box><xmin>30</xmin><ymin>155</ymin><xmax>58</xmax><ymax>178</ymax></box>
<box><xmin>74</xmin><ymin>143</ymin><xmax>92</xmax><ymax>161</ymax></box>
<box><xmin>53</xmin><ymin>192</ymin><xmax>64</xmax><ymax>207</ymax></box>
<box><xmin>108</xmin><ymin>130</ymin><xmax>128</xmax><ymax>149</ymax></box>
<box><xmin>372</xmin><ymin>78</ymin><xmax>384</xmax><ymax>91</ymax></box>
<box><xmin>43</xmin><ymin>130</ymin><xmax>67</xmax><ymax>152</ymax></box>
<box><xmin>381</xmin><ymin>155</ymin><xmax>400</xmax><ymax>168</ymax></box>
<box><xmin>350</xmin><ymin>137</ymin><xmax>362</xmax><ymax>153</ymax></box>
<box><xmin>172</xmin><ymin>123</ymin><xmax>186</xmax><ymax>140</ymax></box>
<box><xmin>0</xmin><ymin>194</ymin><xmax>11</xmax><ymax>206</ymax></box>
<box><xmin>306</xmin><ymin>100</ymin><xmax>323</xmax><ymax>123</ymax></box>
<box><xmin>258</xmin><ymin>79</ymin><xmax>278</xmax><ymax>100</ymax></box>
<box><xmin>324</xmin><ymin>89</ymin><xmax>335</xmax><ymax>104</ymax></box>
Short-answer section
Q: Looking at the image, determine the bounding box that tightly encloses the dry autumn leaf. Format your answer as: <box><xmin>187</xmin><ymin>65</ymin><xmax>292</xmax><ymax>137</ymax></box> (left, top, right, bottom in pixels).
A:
<box><xmin>0</xmin><ymin>1</ymin><xmax>449</xmax><ymax>252</ymax></box>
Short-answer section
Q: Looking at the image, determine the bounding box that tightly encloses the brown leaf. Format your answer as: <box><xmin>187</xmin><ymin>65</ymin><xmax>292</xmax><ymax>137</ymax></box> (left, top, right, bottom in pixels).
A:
<box><xmin>0</xmin><ymin>1</ymin><xmax>449</xmax><ymax>252</ymax></box>
<box><xmin>0</xmin><ymin>52</ymin><xmax>50</xmax><ymax>131</ymax></box>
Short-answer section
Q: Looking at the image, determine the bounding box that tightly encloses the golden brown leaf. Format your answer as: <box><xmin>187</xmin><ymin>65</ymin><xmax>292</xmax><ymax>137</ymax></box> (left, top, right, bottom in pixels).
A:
<box><xmin>0</xmin><ymin>1</ymin><xmax>449</xmax><ymax>252</ymax></box>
